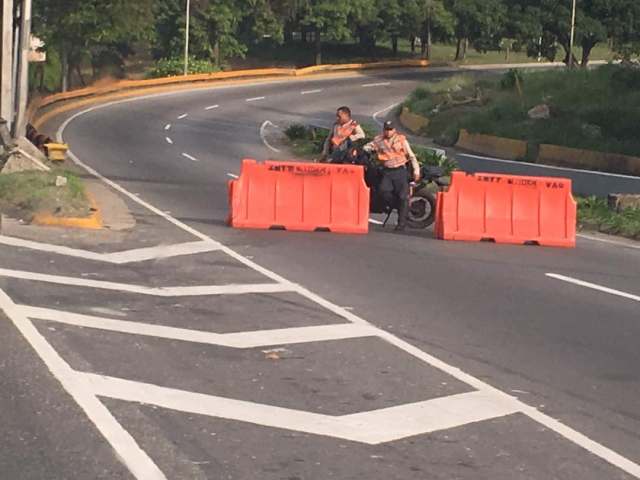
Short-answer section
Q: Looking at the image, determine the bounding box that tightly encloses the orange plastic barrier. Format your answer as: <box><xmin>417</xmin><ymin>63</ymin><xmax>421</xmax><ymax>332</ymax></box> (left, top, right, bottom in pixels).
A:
<box><xmin>435</xmin><ymin>171</ymin><xmax>576</xmax><ymax>247</ymax></box>
<box><xmin>228</xmin><ymin>159</ymin><xmax>370</xmax><ymax>234</ymax></box>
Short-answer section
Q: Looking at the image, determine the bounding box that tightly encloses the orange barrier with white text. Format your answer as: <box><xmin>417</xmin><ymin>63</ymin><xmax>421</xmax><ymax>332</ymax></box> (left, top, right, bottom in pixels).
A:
<box><xmin>228</xmin><ymin>159</ymin><xmax>370</xmax><ymax>234</ymax></box>
<box><xmin>435</xmin><ymin>171</ymin><xmax>576</xmax><ymax>248</ymax></box>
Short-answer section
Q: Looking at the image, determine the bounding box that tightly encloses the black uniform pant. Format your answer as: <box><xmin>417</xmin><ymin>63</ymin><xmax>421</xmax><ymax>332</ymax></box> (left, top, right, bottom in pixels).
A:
<box><xmin>380</xmin><ymin>166</ymin><xmax>409</xmax><ymax>225</ymax></box>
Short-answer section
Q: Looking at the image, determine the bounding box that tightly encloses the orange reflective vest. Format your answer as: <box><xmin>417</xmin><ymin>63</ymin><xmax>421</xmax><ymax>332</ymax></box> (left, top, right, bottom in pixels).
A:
<box><xmin>373</xmin><ymin>134</ymin><xmax>409</xmax><ymax>168</ymax></box>
<box><xmin>331</xmin><ymin>120</ymin><xmax>359</xmax><ymax>147</ymax></box>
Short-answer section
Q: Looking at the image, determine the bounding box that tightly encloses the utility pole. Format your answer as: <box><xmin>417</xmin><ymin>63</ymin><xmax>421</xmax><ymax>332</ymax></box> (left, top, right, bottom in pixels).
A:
<box><xmin>184</xmin><ymin>0</ymin><xmax>190</xmax><ymax>76</ymax></box>
<box><xmin>14</xmin><ymin>0</ymin><xmax>32</xmax><ymax>138</ymax></box>
<box><xmin>0</xmin><ymin>0</ymin><xmax>14</xmax><ymax>130</ymax></box>
<box><xmin>568</xmin><ymin>0</ymin><xmax>577</xmax><ymax>68</ymax></box>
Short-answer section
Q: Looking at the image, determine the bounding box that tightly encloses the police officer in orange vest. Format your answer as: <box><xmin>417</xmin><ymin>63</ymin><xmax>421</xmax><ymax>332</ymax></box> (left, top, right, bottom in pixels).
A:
<box><xmin>322</xmin><ymin>106</ymin><xmax>365</xmax><ymax>162</ymax></box>
<box><xmin>364</xmin><ymin>121</ymin><xmax>420</xmax><ymax>231</ymax></box>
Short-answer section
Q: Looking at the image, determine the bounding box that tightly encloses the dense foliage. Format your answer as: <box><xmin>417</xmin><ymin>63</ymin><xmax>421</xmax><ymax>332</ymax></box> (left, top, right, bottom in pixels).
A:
<box><xmin>30</xmin><ymin>0</ymin><xmax>640</xmax><ymax>91</ymax></box>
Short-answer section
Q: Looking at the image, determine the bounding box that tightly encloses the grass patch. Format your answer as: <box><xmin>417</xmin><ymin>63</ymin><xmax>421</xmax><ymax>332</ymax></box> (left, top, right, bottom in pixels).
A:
<box><xmin>0</xmin><ymin>170</ymin><xmax>90</xmax><ymax>222</ymax></box>
<box><xmin>404</xmin><ymin>65</ymin><xmax>640</xmax><ymax>158</ymax></box>
<box><xmin>578</xmin><ymin>197</ymin><xmax>640</xmax><ymax>240</ymax></box>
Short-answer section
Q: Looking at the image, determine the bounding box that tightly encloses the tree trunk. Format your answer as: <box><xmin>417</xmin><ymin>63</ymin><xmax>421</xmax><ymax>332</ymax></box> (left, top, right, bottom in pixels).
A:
<box><xmin>214</xmin><ymin>39</ymin><xmax>220</xmax><ymax>68</ymax></box>
<box><xmin>426</xmin><ymin>14</ymin><xmax>432</xmax><ymax>60</ymax></box>
<box><xmin>562</xmin><ymin>47</ymin><xmax>578</xmax><ymax>67</ymax></box>
<box><xmin>61</xmin><ymin>46</ymin><xmax>69</xmax><ymax>92</ymax></box>
<box><xmin>581</xmin><ymin>41</ymin><xmax>595</xmax><ymax>68</ymax></box>
<box><xmin>314</xmin><ymin>28</ymin><xmax>322</xmax><ymax>65</ymax></box>
<box><xmin>455</xmin><ymin>37</ymin><xmax>462</xmax><ymax>61</ymax></box>
<box><xmin>410</xmin><ymin>36</ymin><xmax>416</xmax><ymax>53</ymax></box>
<box><xmin>392</xmin><ymin>35</ymin><xmax>398</xmax><ymax>56</ymax></box>
<box><xmin>420</xmin><ymin>34</ymin><xmax>427</xmax><ymax>57</ymax></box>
<box><xmin>462</xmin><ymin>38</ymin><xmax>468</xmax><ymax>60</ymax></box>
<box><xmin>75</xmin><ymin>64</ymin><xmax>86</xmax><ymax>87</ymax></box>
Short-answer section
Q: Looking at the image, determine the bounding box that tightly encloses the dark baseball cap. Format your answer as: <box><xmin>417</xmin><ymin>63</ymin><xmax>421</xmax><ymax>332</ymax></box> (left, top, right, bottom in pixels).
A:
<box><xmin>383</xmin><ymin>121</ymin><xmax>395</xmax><ymax>130</ymax></box>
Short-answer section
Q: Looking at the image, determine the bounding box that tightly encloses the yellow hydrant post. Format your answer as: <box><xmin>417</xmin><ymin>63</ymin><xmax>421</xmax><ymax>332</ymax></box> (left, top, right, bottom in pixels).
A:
<box><xmin>44</xmin><ymin>143</ymin><xmax>69</xmax><ymax>162</ymax></box>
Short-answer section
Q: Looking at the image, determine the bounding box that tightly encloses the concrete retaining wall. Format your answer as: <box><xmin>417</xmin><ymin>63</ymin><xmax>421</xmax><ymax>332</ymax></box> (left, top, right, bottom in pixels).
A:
<box><xmin>455</xmin><ymin>129</ymin><xmax>528</xmax><ymax>161</ymax></box>
<box><xmin>538</xmin><ymin>144</ymin><xmax>640</xmax><ymax>176</ymax></box>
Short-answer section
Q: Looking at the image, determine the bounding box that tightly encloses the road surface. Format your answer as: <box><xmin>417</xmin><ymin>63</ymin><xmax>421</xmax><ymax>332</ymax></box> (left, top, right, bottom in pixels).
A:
<box><xmin>1</xmin><ymin>67</ymin><xmax>639</xmax><ymax>480</ymax></box>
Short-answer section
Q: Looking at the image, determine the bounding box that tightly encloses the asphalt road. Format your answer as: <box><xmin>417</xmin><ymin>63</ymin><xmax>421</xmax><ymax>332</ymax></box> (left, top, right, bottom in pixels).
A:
<box><xmin>1</xmin><ymin>67</ymin><xmax>639</xmax><ymax>480</ymax></box>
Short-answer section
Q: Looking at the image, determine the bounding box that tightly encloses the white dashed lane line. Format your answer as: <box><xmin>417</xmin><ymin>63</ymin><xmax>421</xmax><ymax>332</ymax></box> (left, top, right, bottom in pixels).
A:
<box><xmin>177</xmin><ymin>113</ymin><xmax>189</xmax><ymax>119</ymax></box>
<box><xmin>226</xmin><ymin>173</ymin><xmax>239</xmax><ymax>179</ymax></box>
<box><xmin>246</xmin><ymin>96</ymin><xmax>266</xmax><ymax>102</ymax></box>
<box><xmin>205</xmin><ymin>105</ymin><xmax>219</xmax><ymax>110</ymax></box>
<box><xmin>301</xmin><ymin>89</ymin><xmax>323</xmax><ymax>95</ymax></box>
<box><xmin>181</xmin><ymin>153</ymin><xmax>199</xmax><ymax>162</ymax></box>
<box><xmin>362</xmin><ymin>82</ymin><xmax>391</xmax><ymax>88</ymax></box>
<box><xmin>165</xmin><ymin>137</ymin><xmax>173</xmax><ymax>145</ymax></box>
<box><xmin>547</xmin><ymin>274</ymin><xmax>640</xmax><ymax>303</ymax></box>
<box><xmin>164</xmin><ymin>124</ymin><xmax>171</xmax><ymax>130</ymax></box>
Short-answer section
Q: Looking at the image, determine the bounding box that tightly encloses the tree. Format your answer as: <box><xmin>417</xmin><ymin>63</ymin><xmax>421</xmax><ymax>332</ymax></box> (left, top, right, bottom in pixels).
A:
<box><xmin>153</xmin><ymin>0</ymin><xmax>287</xmax><ymax>67</ymax></box>
<box><xmin>591</xmin><ymin>0</ymin><xmax>640</xmax><ymax>60</ymax></box>
<box><xmin>444</xmin><ymin>0</ymin><xmax>507</xmax><ymax>60</ymax></box>
<box><xmin>299</xmin><ymin>0</ymin><xmax>352</xmax><ymax>64</ymax></box>
<box><xmin>33</xmin><ymin>0</ymin><xmax>153</xmax><ymax>91</ymax></box>
<box><xmin>507</xmin><ymin>0</ymin><xmax>630</xmax><ymax>67</ymax></box>
<box><xmin>348</xmin><ymin>0</ymin><xmax>380</xmax><ymax>50</ymax></box>
<box><xmin>419</xmin><ymin>0</ymin><xmax>455</xmax><ymax>59</ymax></box>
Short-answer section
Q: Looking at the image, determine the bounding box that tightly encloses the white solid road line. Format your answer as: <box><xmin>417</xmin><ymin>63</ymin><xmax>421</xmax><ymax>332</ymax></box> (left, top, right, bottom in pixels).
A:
<box><xmin>51</xmin><ymin>79</ymin><xmax>640</xmax><ymax>480</ymax></box>
<box><xmin>301</xmin><ymin>89</ymin><xmax>323</xmax><ymax>95</ymax></box>
<box><xmin>165</xmin><ymin>137</ymin><xmax>173</xmax><ymax>145</ymax></box>
<box><xmin>181</xmin><ymin>153</ymin><xmax>199</xmax><ymax>162</ymax></box>
<box><xmin>577</xmin><ymin>233</ymin><xmax>640</xmax><ymax>251</ymax></box>
<box><xmin>369</xmin><ymin>219</ymin><xmax>384</xmax><ymax>225</ymax></box>
<box><xmin>204</xmin><ymin>104</ymin><xmax>219</xmax><ymax>110</ymax></box>
<box><xmin>246</xmin><ymin>96</ymin><xmax>265</xmax><ymax>102</ymax></box>
<box><xmin>226</xmin><ymin>173</ymin><xmax>239</xmax><ymax>179</ymax></box>
<box><xmin>21</xmin><ymin>306</ymin><xmax>378</xmax><ymax>348</ymax></box>
<box><xmin>547</xmin><ymin>273</ymin><xmax>640</xmax><ymax>303</ymax></box>
<box><xmin>85</xmin><ymin>373</ymin><xmax>519</xmax><ymax>445</ymax></box>
<box><xmin>177</xmin><ymin>113</ymin><xmax>188</xmax><ymax>119</ymax></box>
<box><xmin>0</xmin><ymin>267</ymin><xmax>294</xmax><ymax>297</ymax></box>
<box><xmin>259</xmin><ymin>120</ymin><xmax>281</xmax><ymax>153</ymax></box>
<box><xmin>362</xmin><ymin>82</ymin><xmax>391</xmax><ymax>87</ymax></box>
<box><xmin>0</xmin><ymin>235</ymin><xmax>221</xmax><ymax>264</ymax></box>
<box><xmin>372</xmin><ymin>102</ymin><xmax>401</xmax><ymax>127</ymax></box>
<box><xmin>164</xmin><ymin>124</ymin><xmax>171</xmax><ymax>130</ymax></box>
<box><xmin>0</xmin><ymin>290</ymin><xmax>168</xmax><ymax>480</ymax></box>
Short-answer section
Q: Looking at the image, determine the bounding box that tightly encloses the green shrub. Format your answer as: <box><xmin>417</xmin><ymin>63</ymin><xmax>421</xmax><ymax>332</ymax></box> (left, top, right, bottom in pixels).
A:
<box><xmin>284</xmin><ymin>123</ymin><xmax>308</xmax><ymax>140</ymax></box>
<box><xmin>578</xmin><ymin>196</ymin><xmax>640</xmax><ymax>239</ymax></box>
<box><xmin>415</xmin><ymin>147</ymin><xmax>458</xmax><ymax>175</ymax></box>
<box><xmin>611</xmin><ymin>65</ymin><xmax>640</xmax><ymax>90</ymax></box>
<box><xmin>147</xmin><ymin>57</ymin><xmax>220</xmax><ymax>78</ymax></box>
<box><xmin>500</xmin><ymin>69</ymin><xmax>524</xmax><ymax>90</ymax></box>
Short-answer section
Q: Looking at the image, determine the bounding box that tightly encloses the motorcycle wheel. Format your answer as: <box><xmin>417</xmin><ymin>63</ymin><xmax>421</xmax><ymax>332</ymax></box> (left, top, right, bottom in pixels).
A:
<box><xmin>407</xmin><ymin>189</ymin><xmax>437</xmax><ymax>229</ymax></box>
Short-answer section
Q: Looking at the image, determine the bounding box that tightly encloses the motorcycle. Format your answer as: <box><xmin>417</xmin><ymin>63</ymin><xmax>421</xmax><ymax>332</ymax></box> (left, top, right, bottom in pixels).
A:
<box><xmin>325</xmin><ymin>144</ymin><xmax>449</xmax><ymax>229</ymax></box>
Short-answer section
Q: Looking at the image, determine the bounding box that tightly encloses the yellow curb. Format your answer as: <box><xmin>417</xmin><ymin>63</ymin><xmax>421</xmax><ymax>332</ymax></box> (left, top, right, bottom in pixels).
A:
<box><xmin>399</xmin><ymin>106</ymin><xmax>429</xmax><ymax>134</ymax></box>
<box><xmin>31</xmin><ymin>60</ymin><xmax>429</xmax><ymax>130</ymax></box>
<box><xmin>32</xmin><ymin>192</ymin><xmax>103</xmax><ymax>230</ymax></box>
<box><xmin>456</xmin><ymin>129</ymin><xmax>528</xmax><ymax>161</ymax></box>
